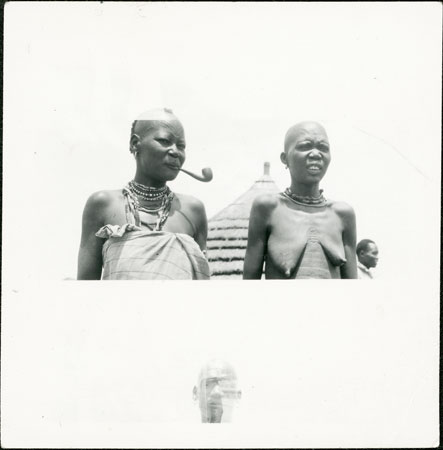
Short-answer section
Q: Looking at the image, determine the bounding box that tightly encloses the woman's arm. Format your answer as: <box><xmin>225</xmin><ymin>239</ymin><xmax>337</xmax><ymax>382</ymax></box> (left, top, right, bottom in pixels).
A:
<box><xmin>188</xmin><ymin>197</ymin><xmax>208</xmax><ymax>254</ymax></box>
<box><xmin>77</xmin><ymin>192</ymin><xmax>108</xmax><ymax>280</ymax></box>
<box><xmin>243</xmin><ymin>195</ymin><xmax>275</xmax><ymax>279</ymax></box>
<box><xmin>336</xmin><ymin>202</ymin><xmax>358</xmax><ymax>279</ymax></box>
<box><xmin>195</xmin><ymin>201</ymin><xmax>208</xmax><ymax>255</ymax></box>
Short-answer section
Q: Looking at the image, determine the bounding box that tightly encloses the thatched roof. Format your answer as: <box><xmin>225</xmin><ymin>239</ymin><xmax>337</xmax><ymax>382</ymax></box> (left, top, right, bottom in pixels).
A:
<box><xmin>208</xmin><ymin>162</ymin><xmax>280</xmax><ymax>279</ymax></box>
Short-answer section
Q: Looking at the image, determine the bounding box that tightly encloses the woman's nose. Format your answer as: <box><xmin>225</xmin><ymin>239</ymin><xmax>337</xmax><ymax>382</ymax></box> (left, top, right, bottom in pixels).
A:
<box><xmin>308</xmin><ymin>149</ymin><xmax>322</xmax><ymax>159</ymax></box>
<box><xmin>168</xmin><ymin>144</ymin><xmax>179</xmax><ymax>157</ymax></box>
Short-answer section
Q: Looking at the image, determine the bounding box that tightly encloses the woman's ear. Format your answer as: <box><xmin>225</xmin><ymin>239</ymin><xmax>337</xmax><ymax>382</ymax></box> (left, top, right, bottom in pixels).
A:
<box><xmin>192</xmin><ymin>386</ymin><xmax>198</xmax><ymax>401</ymax></box>
<box><xmin>280</xmin><ymin>151</ymin><xmax>287</xmax><ymax>167</ymax></box>
<box><xmin>130</xmin><ymin>134</ymin><xmax>141</xmax><ymax>154</ymax></box>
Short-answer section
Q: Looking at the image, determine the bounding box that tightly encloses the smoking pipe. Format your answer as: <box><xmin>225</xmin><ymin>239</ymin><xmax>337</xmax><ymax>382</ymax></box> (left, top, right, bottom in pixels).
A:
<box><xmin>180</xmin><ymin>167</ymin><xmax>213</xmax><ymax>182</ymax></box>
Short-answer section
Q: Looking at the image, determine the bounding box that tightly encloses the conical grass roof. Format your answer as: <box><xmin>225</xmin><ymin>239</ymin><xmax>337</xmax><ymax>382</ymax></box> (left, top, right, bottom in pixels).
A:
<box><xmin>207</xmin><ymin>162</ymin><xmax>280</xmax><ymax>279</ymax></box>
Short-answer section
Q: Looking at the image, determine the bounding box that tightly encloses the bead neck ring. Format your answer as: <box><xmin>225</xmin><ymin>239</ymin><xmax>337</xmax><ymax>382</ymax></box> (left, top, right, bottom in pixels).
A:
<box><xmin>283</xmin><ymin>187</ymin><xmax>327</xmax><ymax>207</ymax></box>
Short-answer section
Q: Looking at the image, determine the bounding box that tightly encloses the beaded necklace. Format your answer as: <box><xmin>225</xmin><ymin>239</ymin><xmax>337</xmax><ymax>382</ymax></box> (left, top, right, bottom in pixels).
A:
<box><xmin>283</xmin><ymin>187</ymin><xmax>327</xmax><ymax>207</ymax></box>
<box><xmin>125</xmin><ymin>181</ymin><xmax>174</xmax><ymax>231</ymax></box>
<box><xmin>128</xmin><ymin>180</ymin><xmax>169</xmax><ymax>201</ymax></box>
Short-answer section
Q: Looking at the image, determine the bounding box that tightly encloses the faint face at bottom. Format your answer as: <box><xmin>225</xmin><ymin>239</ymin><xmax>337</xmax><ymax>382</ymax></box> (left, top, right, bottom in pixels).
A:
<box><xmin>193</xmin><ymin>360</ymin><xmax>241</xmax><ymax>423</ymax></box>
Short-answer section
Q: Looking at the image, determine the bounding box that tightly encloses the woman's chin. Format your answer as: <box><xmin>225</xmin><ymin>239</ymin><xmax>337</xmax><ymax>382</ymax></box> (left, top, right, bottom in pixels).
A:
<box><xmin>154</xmin><ymin>172</ymin><xmax>179</xmax><ymax>183</ymax></box>
<box><xmin>167</xmin><ymin>172</ymin><xmax>180</xmax><ymax>182</ymax></box>
<box><xmin>304</xmin><ymin>172</ymin><xmax>326</xmax><ymax>183</ymax></box>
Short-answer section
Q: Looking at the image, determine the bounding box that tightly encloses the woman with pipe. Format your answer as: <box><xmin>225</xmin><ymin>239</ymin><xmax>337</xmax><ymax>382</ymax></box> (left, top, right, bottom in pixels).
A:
<box><xmin>77</xmin><ymin>108</ymin><xmax>212</xmax><ymax>280</ymax></box>
<box><xmin>244</xmin><ymin>121</ymin><xmax>357</xmax><ymax>279</ymax></box>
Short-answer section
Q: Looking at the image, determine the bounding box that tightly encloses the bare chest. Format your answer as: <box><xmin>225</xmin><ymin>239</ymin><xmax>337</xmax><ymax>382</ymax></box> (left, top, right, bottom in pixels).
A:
<box><xmin>266</xmin><ymin>207</ymin><xmax>345</xmax><ymax>277</ymax></box>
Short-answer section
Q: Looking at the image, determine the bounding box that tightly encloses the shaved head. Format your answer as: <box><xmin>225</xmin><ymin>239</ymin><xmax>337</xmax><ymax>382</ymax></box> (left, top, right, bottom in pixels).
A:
<box><xmin>284</xmin><ymin>121</ymin><xmax>328</xmax><ymax>153</ymax></box>
<box><xmin>130</xmin><ymin>108</ymin><xmax>184</xmax><ymax>153</ymax></box>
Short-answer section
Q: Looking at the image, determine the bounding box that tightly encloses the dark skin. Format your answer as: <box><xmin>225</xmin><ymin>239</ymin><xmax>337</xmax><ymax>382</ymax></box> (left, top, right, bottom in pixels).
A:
<box><xmin>243</xmin><ymin>121</ymin><xmax>357</xmax><ymax>279</ymax></box>
<box><xmin>358</xmin><ymin>243</ymin><xmax>379</xmax><ymax>269</ymax></box>
<box><xmin>77</xmin><ymin>113</ymin><xmax>207</xmax><ymax>280</ymax></box>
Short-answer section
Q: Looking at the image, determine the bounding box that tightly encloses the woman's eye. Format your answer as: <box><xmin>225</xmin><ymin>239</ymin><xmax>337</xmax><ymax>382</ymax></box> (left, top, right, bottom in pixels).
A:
<box><xmin>157</xmin><ymin>138</ymin><xmax>171</xmax><ymax>146</ymax></box>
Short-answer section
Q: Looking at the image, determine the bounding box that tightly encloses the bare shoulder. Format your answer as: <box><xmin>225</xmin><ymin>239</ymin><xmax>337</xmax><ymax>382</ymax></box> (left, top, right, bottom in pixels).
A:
<box><xmin>174</xmin><ymin>192</ymin><xmax>205</xmax><ymax>211</ymax></box>
<box><xmin>84</xmin><ymin>189</ymin><xmax>124</xmax><ymax>216</ymax></box>
<box><xmin>174</xmin><ymin>193</ymin><xmax>206</xmax><ymax>223</ymax></box>
<box><xmin>329</xmin><ymin>199</ymin><xmax>356</xmax><ymax>220</ymax></box>
<box><xmin>251</xmin><ymin>193</ymin><xmax>280</xmax><ymax>214</ymax></box>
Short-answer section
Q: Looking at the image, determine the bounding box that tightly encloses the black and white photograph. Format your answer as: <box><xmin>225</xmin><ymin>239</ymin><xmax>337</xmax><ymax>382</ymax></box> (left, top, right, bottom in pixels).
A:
<box><xmin>1</xmin><ymin>1</ymin><xmax>441</xmax><ymax>448</ymax></box>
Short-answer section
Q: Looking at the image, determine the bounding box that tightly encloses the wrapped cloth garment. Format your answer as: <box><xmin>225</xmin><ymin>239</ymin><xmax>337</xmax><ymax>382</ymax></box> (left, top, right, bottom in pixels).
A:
<box><xmin>96</xmin><ymin>226</ymin><xmax>210</xmax><ymax>280</ymax></box>
<box><xmin>94</xmin><ymin>187</ymin><xmax>210</xmax><ymax>280</ymax></box>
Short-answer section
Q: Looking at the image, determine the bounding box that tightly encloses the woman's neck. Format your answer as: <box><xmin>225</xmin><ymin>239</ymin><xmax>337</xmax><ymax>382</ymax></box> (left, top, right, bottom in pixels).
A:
<box><xmin>133</xmin><ymin>171</ymin><xmax>166</xmax><ymax>189</ymax></box>
<box><xmin>290</xmin><ymin>181</ymin><xmax>321</xmax><ymax>198</ymax></box>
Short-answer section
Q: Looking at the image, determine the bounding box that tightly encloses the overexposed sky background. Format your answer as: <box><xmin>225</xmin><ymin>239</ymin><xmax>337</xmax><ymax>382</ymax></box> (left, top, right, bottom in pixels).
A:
<box><xmin>3</xmin><ymin>2</ymin><xmax>441</xmax><ymax>282</ymax></box>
